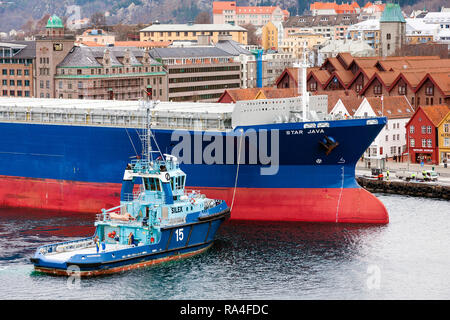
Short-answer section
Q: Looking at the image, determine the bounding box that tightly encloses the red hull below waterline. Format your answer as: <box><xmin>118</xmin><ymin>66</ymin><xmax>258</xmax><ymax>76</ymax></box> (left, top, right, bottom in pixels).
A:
<box><xmin>0</xmin><ymin>175</ymin><xmax>388</xmax><ymax>224</ymax></box>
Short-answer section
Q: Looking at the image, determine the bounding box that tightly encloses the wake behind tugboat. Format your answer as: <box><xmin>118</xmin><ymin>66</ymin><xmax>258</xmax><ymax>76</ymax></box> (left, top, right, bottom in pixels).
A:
<box><xmin>30</xmin><ymin>102</ymin><xmax>230</xmax><ymax>276</ymax></box>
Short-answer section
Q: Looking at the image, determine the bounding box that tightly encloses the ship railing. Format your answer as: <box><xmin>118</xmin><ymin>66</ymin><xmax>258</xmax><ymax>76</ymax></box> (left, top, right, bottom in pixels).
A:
<box><xmin>0</xmin><ymin>105</ymin><xmax>232</xmax><ymax>131</ymax></box>
<box><xmin>38</xmin><ymin>236</ymin><xmax>96</xmax><ymax>255</ymax></box>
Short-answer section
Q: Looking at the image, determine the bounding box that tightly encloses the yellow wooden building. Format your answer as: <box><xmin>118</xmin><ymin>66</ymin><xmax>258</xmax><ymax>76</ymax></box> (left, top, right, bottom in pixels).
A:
<box><xmin>437</xmin><ymin>108</ymin><xmax>450</xmax><ymax>163</ymax></box>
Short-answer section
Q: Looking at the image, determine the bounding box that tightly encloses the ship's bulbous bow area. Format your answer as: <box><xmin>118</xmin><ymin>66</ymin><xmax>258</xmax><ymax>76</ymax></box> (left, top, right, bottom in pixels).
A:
<box><xmin>336</xmin><ymin>187</ymin><xmax>389</xmax><ymax>224</ymax></box>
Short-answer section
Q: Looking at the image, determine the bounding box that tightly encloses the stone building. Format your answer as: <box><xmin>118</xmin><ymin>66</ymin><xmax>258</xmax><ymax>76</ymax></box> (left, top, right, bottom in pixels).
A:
<box><xmin>55</xmin><ymin>46</ymin><xmax>167</xmax><ymax>101</ymax></box>
<box><xmin>379</xmin><ymin>3</ymin><xmax>406</xmax><ymax>57</ymax></box>
<box><xmin>148</xmin><ymin>46</ymin><xmax>241</xmax><ymax>102</ymax></box>
<box><xmin>35</xmin><ymin>15</ymin><xmax>76</xmax><ymax>98</ymax></box>
<box><xmin>0</xmin><ymin>41</ymin><xmax>35</xmax><ymax>98</ymax></box>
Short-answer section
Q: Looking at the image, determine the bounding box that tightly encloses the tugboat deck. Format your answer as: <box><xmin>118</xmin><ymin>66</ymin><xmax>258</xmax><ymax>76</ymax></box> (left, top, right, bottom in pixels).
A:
<box><xmin>45</xmin><ymin>244</ymin><xmax>132</xmax><ymax>262</ymax></box>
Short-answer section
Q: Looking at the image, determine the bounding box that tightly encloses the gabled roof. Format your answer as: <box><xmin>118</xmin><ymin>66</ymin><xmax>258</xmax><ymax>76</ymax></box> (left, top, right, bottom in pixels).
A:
<box><xmin>313</xmin><ymin>90</ymin><xmax>358</xmax><ymax>113</ymax></box>
<box><xmin>365</xmin><ymin>96</ymin><xmax>413</xmax><ymax>119</ymax></box>
<box><xmin>275</xmin><ymin>67</ymin><xmax>299</xmax><ymax>87</ymax></box>
<box><xmin>256</xmin><ymin>88</ymin><xmax>300</xmax><ymax>99</ymax></box>
<box><xmin>359</xmin><ymin>71</ymin><xmax>400</xmax><ymax>95</ymax></box>
<box><xmin>416</xmin><ymin>72</ymin><xmax>450</xmax><ymax>96</ymax></box>
<box><xmin>308</xmin><ymin>68</ymin><xmax>331</xmax><ymax>88</ymax></box>
<box><xmin>387</xmin><ymin>70</ymin><xmax>428</xmax><ymax>93</ymax></box>
<box><xmin>217</xmin><ymin>88</ymin><xmax>260</xmax><ymax>103</ymax></box>
<box><xmin>420</xmin><ymin>105</ymin><xmax>450</xmax><ymax>127</ymax></box>
<box><xmin>335</xmin><ymin>96</ymin><xmax>364</xmax><ymax>115</ymax></box>
<box><xmin>336</xmin><ymin>52</ymin><xmax>354</xmax><ymax>69</ymax></box>
<box><xmin>347</xmin><ymin>67</ymin><xmax>378</xmax><ymax>88</ymax></box>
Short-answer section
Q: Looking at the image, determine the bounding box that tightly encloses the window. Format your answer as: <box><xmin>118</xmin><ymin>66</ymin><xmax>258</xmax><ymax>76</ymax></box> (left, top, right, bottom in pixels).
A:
<box><xmin>427</xmin><ymin>139</ymin><xmax>432</xmax><ymax>147</ymax></box>
<box><xmin>9</xmin><ymin>69</ymin><xmax>14</xmax><ymax>76</ymax></box>
<box><xmin>386</xmin><ymin>33</ymin><xmax>391</xmax><ymax>40</ymax></box>
<box><xmin>385</xmin><ymin>135</ymin><xmax>388</xmax><ymax>142</ymax></box>
<box><xmin>425</xmin><ymin>86</ymin><xmax>434</xmax><ymax>95</ymax></box>
<box><xmin>427</xmin><ymin>126</ymin><xmax>432</xmax><ymax>134</ymax></box>
<box><xmin>444</xmin><ymin>138</ymin><xmax>450</xmax><ymax>147</ymax></box>
<box><xmin>398</xmin><ymin>85</ymin><xmax>406</xmax><ymax>95</ymax></box>
<box><xmin>444</xmin><ymin>124</ymin><xmax>449</xmax><ymax>133</ymax></box>
<box><xmin>2</xmin><ymin>69</ymin><xmax>6</xmax><ymax>75</ymax></box>
<box><xmin>422</xmin><ymin>139</ymin><xmax>426</xmax><ymax>147</ymax></box>
<box><xmin>421</xmin><ymin>126</ymin><xmax>426</xmax><ymax>134</ymax></box>
<box><xmin>410</xmin><ymin>138</ymin><xmax>415</xmax><ymax>147</ymax></box>
<box><xmin>373</xmin><ymin>85</ymin><xmax>382</xmax><ymax>94</ymax></box>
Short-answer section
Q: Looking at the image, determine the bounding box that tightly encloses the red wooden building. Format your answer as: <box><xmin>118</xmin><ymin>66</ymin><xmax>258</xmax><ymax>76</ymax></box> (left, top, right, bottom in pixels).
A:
<box><xmin>404</xmin><ymin>105</ymin><xmax>450</xmax><ymax>164</ymax></box>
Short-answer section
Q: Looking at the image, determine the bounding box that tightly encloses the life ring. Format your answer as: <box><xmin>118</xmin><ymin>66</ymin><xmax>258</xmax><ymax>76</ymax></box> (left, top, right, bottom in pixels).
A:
<box><xmin>190</xmin><ymin>198</ymin><xmax>196</xmax><ymax>205</ymax></box>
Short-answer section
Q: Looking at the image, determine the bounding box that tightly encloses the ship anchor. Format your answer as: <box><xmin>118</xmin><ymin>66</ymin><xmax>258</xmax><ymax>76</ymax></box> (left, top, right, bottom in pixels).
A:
<box><xmin>319</xmin><ymin>135</ymin><xmax>339</xmax><ymax>156</ymax></box>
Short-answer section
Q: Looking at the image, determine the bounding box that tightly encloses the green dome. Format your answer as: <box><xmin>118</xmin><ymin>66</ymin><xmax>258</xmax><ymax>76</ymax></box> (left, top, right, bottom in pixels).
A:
<box><xmin>380</xmin><ymin>3</ymin><xmax>406</xmax><ymax>23</ymax></box>
<box><xmin>46</xmin><ymin>15</ymin><xmax>64</xmax><ymax>28</ymax></box>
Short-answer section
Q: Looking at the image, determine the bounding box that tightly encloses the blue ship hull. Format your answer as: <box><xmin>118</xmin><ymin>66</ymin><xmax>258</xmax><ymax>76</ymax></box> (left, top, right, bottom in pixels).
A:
<box><xmin>0</xmin><ymin>117</ymin><xmax>389</xmax><ymax>223</ymax></box>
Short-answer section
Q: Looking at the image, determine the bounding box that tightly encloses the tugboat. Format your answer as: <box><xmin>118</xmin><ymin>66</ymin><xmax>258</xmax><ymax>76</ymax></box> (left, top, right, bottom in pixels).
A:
<box><xmin>30</xmin><ymin>102</ymin><xmax>230</xmax><ymax>277</ymax></box>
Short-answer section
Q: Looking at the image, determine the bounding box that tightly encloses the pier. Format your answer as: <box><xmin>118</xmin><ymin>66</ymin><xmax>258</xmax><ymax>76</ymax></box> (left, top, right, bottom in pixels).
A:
<box><xmin>356</xmin><ymin>161</ymin><xmax>450</xmax><ymax>200</ymax></box>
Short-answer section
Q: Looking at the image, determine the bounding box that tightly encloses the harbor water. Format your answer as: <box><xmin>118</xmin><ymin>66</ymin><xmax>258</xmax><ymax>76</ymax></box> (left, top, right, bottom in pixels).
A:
<box><xmin>0</xmin><ymin>193</ymin><xmax>449</xmax><ymax>300</ymax></box>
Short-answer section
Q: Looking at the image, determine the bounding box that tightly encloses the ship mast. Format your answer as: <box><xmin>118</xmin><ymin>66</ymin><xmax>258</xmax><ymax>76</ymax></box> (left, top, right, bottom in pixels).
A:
<box><xmin>295</xmin><ymin>40</ymin><xmax>310</xmax><ymax>122</ymax></box>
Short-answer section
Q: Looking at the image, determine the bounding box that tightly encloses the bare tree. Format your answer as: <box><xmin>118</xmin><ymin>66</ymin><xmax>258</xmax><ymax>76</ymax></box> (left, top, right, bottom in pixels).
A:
<box><xmin>195</xmin><ymin>11</ymin><xmax>211</xmax><ymax>24</ymax></box>
<box><xmin>242</xmin><ymin>23</ymin><xmax>259</xmax><ymax>45</ymax></box>
<box><xmin>90</xmin><ymin>12</ymin><xmax>106</xmax><ymax>28</ymax></box>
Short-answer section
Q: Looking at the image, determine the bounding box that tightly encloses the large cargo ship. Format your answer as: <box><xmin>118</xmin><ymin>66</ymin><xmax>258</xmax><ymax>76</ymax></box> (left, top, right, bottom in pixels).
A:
<box><xmin>0</xmin><ymin>93</ymin><xmax>388</xmax><ymax>224</ymax></box>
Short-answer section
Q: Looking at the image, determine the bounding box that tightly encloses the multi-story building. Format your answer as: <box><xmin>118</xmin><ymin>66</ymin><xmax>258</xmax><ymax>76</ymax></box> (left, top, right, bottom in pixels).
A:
<box><xmin>309</xmin><ymin>1</ymin><xmax>360</xmax><ymax>16</ymax></box>
<box><xmin>405</xmin><ymin>18</ymin><xmax>439</xmax><ymax>44</ymax></box>
<box><xmin>35</xmin><ymin>15</ymin><xmax>76</xmax><ymax>98</ymax></box>
<box><xmin>140</xmin><ymin>23</ymin><xmax>248</xmax><ymax>45</ymax></box>
<box><xmin>212</xmin><ymin>1</ymin><xmax>289</xmax><ymax>27</ymax></box>
<box><xmin>0</xmin><ymin>41</ymin><xmax>35</xmax><ymax>98</ymax></box>
<box><xmin>148</xmin><ymin>47</ymin><xmax>241</xmax><ymax>102</ymax></box>
<box><xmin>284</xmin><ymin>14</ymin><xmax>359</xmax><ymax>42</ymax></box>
<box><xmin>54</xmin><ymin>46</ymin><xmax>168</xmax><ymax>101</ymax></box>
<box><xmin>75</xmin><ymin>29</ymin><xmax>115</xmax><ymax>46</ymax></box>
<box><xmin>261</xmin><ymin>21</ymin><xmax>279</xmax><ymax>51</ymax></box>
<box><xmin>360</xmin><ymin>1</ymin><xmax>386</xmax><ymax>20</ymax></box>
<box><xmin>405</xmin><ymin>105</ymin><xmax>450</xmax><ymax>164</ymax></box>
<box><xmin>353</xmin><ymin>96</ymin><xmax>412</xmax><ymax>165</ymax></box>
<box><xmin>215</xmin><ymin>39</ymin><xmax>294</xmax><ymax>88</ymax></box>
<box><xmin>437</xmin><ymin>110</ymin><xmax>450</xmax><ymax>163</ymax></box>
<box><xmin>280</xmin><ymin>32</ymin><xmax>326</xmax><ymax>59</ymax></box>
<box><xmin>346</xmin><ymin>19</ymin><xmax>381</xmax><ymax>54</ymax></box>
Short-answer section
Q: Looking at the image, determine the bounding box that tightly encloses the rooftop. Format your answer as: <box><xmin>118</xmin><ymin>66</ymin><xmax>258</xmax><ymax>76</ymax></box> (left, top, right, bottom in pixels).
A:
<box><xmin>380</xmin><ymin>3</ymin><xmax>406</xmax><ymax>23</ymax></box>
<box><xmin>140</xmin><ymin>23</ymin><xmax>247</xmax><ymax>33</ymax></box>
<box><xmin>148</xmin><ymin>46</ymin><xmax>234</xmax><ymax>59</ymax></box>
<box><xmin>57</xmin><ymin>46</ymin><xmax>161</xmax><ymax>68</ymax></box>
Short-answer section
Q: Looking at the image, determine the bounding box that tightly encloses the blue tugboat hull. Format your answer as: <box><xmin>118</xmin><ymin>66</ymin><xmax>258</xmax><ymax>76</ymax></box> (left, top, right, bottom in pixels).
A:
<box><xmin>31</xmin><ymin>210</ymin><xmax>228</xmax><ymax>276</ymax></box>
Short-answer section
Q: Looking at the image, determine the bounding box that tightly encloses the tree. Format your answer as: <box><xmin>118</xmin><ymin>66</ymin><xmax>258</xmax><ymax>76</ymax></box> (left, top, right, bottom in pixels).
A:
<box><xmin>90</xmin><ymin>12</ymin><xmax>106</xmax><ymax>28</ymax></box>
<box><xmin>242</xmin><ymin>23</ymin><xmax>259</xmax><ymax>45</ymax></box>
<box><xmin>195</xmin><ymin>11</ymin><xmax>211</xmax><ymax>24</ymax></box>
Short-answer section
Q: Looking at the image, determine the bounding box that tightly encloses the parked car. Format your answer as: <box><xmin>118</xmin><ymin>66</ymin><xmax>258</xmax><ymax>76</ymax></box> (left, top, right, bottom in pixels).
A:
<box><xmin>418</xmin><ymin>170</ymin><xmax>439</xmax><ymax>182</ymax></box>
